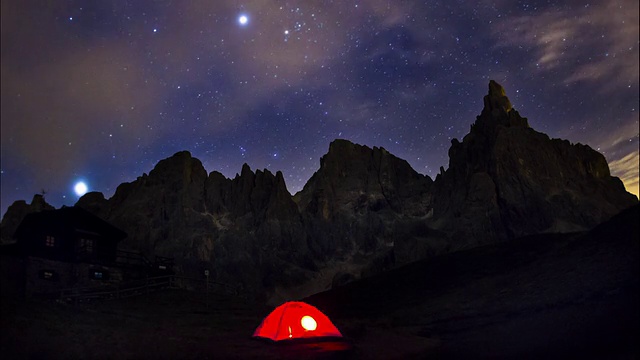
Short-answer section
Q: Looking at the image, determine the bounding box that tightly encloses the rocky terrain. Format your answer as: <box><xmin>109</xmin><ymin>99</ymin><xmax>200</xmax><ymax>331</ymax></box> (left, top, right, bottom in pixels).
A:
<box><xmin>428</xmin><ymin>81</ymin><xmax>635</xmax><ymax>249</ymax></box>
<box><xmin>0</xmin><ymin>194</ymin><xmax>53</xmax><ymax>246</ymax></box>
<box><xmin>1</xmin><ymin>81</ymin><xmax>636</xmax><ymax>301</ymax></box>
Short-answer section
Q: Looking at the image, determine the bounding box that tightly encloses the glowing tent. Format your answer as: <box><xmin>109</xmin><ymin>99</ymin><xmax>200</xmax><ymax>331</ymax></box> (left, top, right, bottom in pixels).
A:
<box><xmin>253</xmin><ymin>301</ymin><xmax>343</xmax><ymax>341</ymax></box>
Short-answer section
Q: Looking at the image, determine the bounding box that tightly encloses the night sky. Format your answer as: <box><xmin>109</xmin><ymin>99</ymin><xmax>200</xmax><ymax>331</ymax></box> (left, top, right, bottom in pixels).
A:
<box><xmin>1</xmin><ymin>0</ymin><xmax>638</xmax><ymax>217</ymax></box>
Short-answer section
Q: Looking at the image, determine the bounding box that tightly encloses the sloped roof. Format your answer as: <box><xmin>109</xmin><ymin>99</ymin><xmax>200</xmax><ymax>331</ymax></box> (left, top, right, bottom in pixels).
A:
<box><xmin>14</xmin><ymin>206</ymin><xmax>127</xmax><ymax>242</ymax></box>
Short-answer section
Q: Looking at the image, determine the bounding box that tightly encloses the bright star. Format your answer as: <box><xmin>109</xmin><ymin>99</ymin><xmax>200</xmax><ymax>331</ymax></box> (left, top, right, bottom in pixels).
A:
<box><xmin>74</xmin><ymin>181</ymin><xmax>88</xmax><ymax>196</ymax></box>
<box><xmin>238</xmin><ymin>14</ymin><xmax>248</xmax><ymax>26</ymax></box>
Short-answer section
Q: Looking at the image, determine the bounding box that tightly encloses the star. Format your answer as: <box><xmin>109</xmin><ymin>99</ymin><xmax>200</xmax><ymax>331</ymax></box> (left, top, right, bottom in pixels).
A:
<box><xmin>74</xmin><ymin>181</ymin><xmax>88</xmax><ymax>197</ymax></box>
<box><xmin>238</xmin><ymin>14</ymin><xmax>248</xmax><ymax>26</ymax></box>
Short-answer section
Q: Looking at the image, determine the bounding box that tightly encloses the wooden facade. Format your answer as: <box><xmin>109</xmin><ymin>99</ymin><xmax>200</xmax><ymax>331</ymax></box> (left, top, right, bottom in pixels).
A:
<box><xmin>14</xmin><ymin>206</ymin><xmax>126</xmax><ymax>264</ymax></box>
<box><xmin>1</xmin><ymin>206</ymin><xmax>176</xmax><ymax>299</ymax></box>
<box><xmin>1</xmin><ymin>207</ymin><xmax>130</xmax><ymax>298</ymax></box>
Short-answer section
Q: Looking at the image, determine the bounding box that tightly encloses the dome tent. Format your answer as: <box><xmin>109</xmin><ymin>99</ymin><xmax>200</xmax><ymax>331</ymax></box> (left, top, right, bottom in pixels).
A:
<box><xmin>253</xmin><ymin>301</ymin><xmax>343</xmax><ymax>341</ymax></box>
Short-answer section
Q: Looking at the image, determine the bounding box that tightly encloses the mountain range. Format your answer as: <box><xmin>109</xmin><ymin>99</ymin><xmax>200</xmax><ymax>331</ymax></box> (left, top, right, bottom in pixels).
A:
<box><xmin>2</xmin><ymin>81</ymin><xmax>636</xmax><ymax>303</ymax></box>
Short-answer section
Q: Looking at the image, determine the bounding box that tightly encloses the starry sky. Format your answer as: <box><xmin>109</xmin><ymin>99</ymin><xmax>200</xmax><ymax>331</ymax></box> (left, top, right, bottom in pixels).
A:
<box><xmin>1</xmin><ymin>0</ymin><xmax>638</xmax><ymax>217</ymax></box>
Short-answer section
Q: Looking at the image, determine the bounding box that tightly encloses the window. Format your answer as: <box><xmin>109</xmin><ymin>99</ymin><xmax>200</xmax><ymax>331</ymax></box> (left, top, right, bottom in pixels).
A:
<box><xmin>86</xmin><ymin>239</ymin><xmax>94</xmax><ymax>253</ymax></box>
<box><xmin>38</xmin><ymin>270</ymin><xmax>58</xmax><ymax>281</ymax></box>
<box><xmin>80</xmin><ymin>238</ymin><xmax>94</xmax><ymax>254</ymax></box>
<box><xmin>89</xmin><ymin>269</ymin><xmax>109</xmax><ymax>281</ymax></box>
<box><xmin>45</xmin><ymin>235</ymin><xmax>55</xmax><ymax>247</ymax></box>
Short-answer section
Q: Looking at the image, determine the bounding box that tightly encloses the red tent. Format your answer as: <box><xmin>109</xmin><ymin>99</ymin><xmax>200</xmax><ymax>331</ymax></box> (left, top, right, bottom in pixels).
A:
<box><xmin>253</xmin><ymin>301</ymin><xmax>343</xmax><ymax>341</ymax></box>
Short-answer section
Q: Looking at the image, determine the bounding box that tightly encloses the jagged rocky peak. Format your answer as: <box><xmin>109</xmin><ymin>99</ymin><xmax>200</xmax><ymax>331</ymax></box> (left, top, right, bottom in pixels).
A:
<box><xmin>75</xmin><ymin>191</ymin><xmax>109</xmax><ymax>218</ymax></box>
<box><xmin>205</xmin><ymin>162</ymin><xmax>298</xmax><ymax>220</ymax></box>
<box><xmin>148</xmin><ymin>150</ymin><xmax>208</xmax><ymax>185</ymax></box>
<box><xmin>327</xmin><ymin>138</ymin><xmax>375</xmax><ymax>155</ymax></box>
<box><xmin>230</xmin><ymin>163</ymin><xmax>289</xmax><ymax>195</ymax></box>
<box><xmin>1</xmin><ymin>194</ymin><xmax>55</xmax><ymax>244</ymax></box>
<box><xmin>296</xmin><ymin>139</ymin><xmax>432</xmax><ymax>219</ymax></box>
<box><xmin>318</xmin><ymin>139</ymin><xmax>381</xmax><ymax>173</ymax></box>
<box><xmin>431</xmin><ymin>80</ymin><xmax>638</xmax><ymax>245</ymax></box>
<box><xmin>472</xmin><ymin>80</ymin><xmax>530</xmax><ymax>137</ymax></box>
<box><xmin>108</xmin><ymin>151</ymin><xmax>207</xmax><ymax>211</ymax></box>
<box><xmin>484</xmin><ymin>80</ymin><xmax>513</xmax><ymax>113</ymax></box>
<box><xmin>317</xmin><ymin>139</ymin><xmax>425</xmax><ymax>183</ymax></box>
<box><xmin>239</xmin><ymin>162</ymin><xmax>253</xmax><ymax>177</ymax></box>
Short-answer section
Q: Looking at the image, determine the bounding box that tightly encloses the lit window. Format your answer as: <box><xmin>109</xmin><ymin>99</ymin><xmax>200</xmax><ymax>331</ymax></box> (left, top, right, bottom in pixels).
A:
<box><xmin>90</xmin><ymin>269</ymin><xmax>109</xmax><ymax>280</ymax></box>
<box><xmin>45</xmin><ymin>236</ymin><xmax>55</xmax><ymax>247</ymax></box>
<box><xmin>39</xmin><ymin>270</ymin><xmax>58</xmax><ymax>281</ymax></box>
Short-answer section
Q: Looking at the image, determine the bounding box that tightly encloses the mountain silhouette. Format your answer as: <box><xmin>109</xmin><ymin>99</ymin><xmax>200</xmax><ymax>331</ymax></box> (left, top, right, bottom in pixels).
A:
<box><xmin>1</xmin><ymin>81</ymin><xmax>636</xmax><ymax>301</ymax></box>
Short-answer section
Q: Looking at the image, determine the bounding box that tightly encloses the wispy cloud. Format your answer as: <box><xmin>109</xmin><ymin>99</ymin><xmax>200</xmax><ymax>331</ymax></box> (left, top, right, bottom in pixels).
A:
<box><xmin>555</xmin><ymin>115</ymin><xmax>638</xmax><ymax>151</ymax></box>
<box><xmin>494</xmin><ymin>1</ymin><xmax>639</xmax><ymax>91</ymax></box>
<box><xmin>609</xmin><ymin>151</ymin><xmax>639</xmax><ymax>199</ymax></box>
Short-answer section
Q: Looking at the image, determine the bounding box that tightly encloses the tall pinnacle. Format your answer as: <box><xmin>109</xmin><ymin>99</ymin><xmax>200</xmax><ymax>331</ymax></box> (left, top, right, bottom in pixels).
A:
<box><xmin>483</xmin><ymin>80</ymin><xmax>513</xmax><ymax>113</ymax></box>
<box><xmin>469</xmin><ymin>80</ymin><xmax>530</xmax><ymax>136</ymax></box>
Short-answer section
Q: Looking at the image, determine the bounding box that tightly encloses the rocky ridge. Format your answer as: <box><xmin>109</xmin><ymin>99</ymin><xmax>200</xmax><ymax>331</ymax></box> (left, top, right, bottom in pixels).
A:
<box><xmin>428</xmin><ymin>80</ymin><xmax>636</xmax><ymax>252</ymax></box>
<box><xmin>1</xmin><ymin>81</ymin><xmax>636</xmax><ymax>301</ymax></box>
<box><xmin>73</xmin><ymin>152</ymin><xmax>314</xmax><ymax>299</ymax></box>
<box><xmin>0</xmin><ymin>194</ymin><xmax>54</xmax><ymax>245</ymax></box>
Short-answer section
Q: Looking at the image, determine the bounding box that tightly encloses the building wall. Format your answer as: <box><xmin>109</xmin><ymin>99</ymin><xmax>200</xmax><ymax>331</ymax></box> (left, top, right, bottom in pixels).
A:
<box><xmin>24</xmin><ymin>257</ymin><xmax>126</xmax><ymax>298</ymax></box>
<box><xmin>74</xmin><ymin>262</ymin><xmax>125</xmax><ymax>288</ymax></box>
<box><xmin>25</xmin><ymin>257</ymin><xmax>75</xmax><ymax>297</ymax></box>
<box><xmin>0</xmin><ymin>254</ymin><xmax>26</xmax><ymax>298</ymax></box>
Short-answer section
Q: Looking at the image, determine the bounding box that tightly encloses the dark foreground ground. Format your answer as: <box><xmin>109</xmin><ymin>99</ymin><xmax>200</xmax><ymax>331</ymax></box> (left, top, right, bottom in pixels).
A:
<box><xmin>2</xmin><ymin>205</ymin><xmax>638</xmax><ymax>359</ymax></box>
